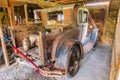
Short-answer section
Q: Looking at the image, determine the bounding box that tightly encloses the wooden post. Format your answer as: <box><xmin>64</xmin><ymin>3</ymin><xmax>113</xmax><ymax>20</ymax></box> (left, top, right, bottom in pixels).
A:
<box><xmin>7</xmin><ymin>7</ymin><xmax>17</xmax><ymax>55</ymax></box>
<box><xmin>8</xmin><ymin>0</ymin><xmax>16</xmax><ymax>27</ymax></box>
<box><xmin>10</xmin><ymin>29</ymin><xmax>17</xmax><ymax>54</ymax></box>
<box><xmin>7</xmin><ymin>7</ymin><xmax>13</xmax><ymax>27</ymax></box>
<box><xmin>0</xmin><ymin>20</ymin><xmax>9</xmax><ymax>67</ymax></box>
<box><xmin>9</xmin><ymin>6</ymin><xmax>15</xmax><ymax>27</ymax></box>
<box><xmin>37</xmin><ymin>37</ymin><xmax>42</xmax><ymax>57</ymax></box>
<box><xmin>24</xmin><ymin>4</ymin><xmax>29</xmax><ymax>25</ymax></box>
<box><xmin>110</xmin><ymin>7</ymin><xmax>120</xmax><ymax>80</ymax></box>
<box><xmin>38</xmin><ymin>32</ymin><xmax>46</xmax><ymax>65</ymax></box>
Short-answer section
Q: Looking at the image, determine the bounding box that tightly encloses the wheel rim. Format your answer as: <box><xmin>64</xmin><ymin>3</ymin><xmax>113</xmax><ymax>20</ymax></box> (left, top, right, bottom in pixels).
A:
<box><xmin>68</xmin><ymin>46</ymin><xmax>81</xmax><ymax>77</ymax></box>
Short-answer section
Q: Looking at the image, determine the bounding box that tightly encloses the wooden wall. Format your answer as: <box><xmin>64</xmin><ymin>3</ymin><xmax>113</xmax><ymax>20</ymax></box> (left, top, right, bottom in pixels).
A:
<box><xmin>63</xmin><ymin>9</ymin><xmax>72</xmax><ymax>25</ymax></box>
<box><xmin>89</xmin><ymin>9</ymin><xmax>106</xmax><ymax>42</ymax></box>
<box><xmin>13</xmin><ymin>26</ymin><xmax>43</xmax><ymax>47</ymax></box>
<box><xmin>110</xmin><ymin>7</ymin><xmax>120</xmax><ymax>80</ymax></box>
<box><xmin>41</xmin><ymin>8</ymin><xmax>76</xmax><ymax>26</ymax></box>
<box><xmin>103</xmin><ymin>0</ymin><xmax>119</xmax><ymax>44</ymax></box>
<box><xmin>63</xmin><ymin>8</ymin><xmax>76</xmax><ymax>26</ymax></box>
<box><xmin>41</xmin><ymin>11</ymin><xmax>47</xmax><ymax>25</ymax></box>
<box><xmin>0</xmin><ymin>0</ymin><xmax>8</xmax><ymax>8</ymax></box>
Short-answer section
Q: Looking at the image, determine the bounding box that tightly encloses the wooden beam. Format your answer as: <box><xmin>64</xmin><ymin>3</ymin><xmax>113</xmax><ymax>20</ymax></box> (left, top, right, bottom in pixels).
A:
<box><xmin>0</xmin><ymin>0</ymin><xmax>8</xmax><ymax>8</ymax></box>
<box><xmin>10</xmin><ymin>29</ymin><xmax>17</xmax><ymax>54</ymax></box>
<box><xmin>24</xmin><ymin>4</ymin><xmax>29</xmax><ymax>25</ymax></box>
<box><xmin>7</xmin><ymin>7</ymin><xmax>17</xmax><ymax>55</ymax></box>
<box><xmin>0</xmin><ymin>20</ymin><xmax>9</xmax><ymax>67</ymax></box>
<box><xmin>38</xmin><ymin>32</ymin><xmax>46</xmax><ymax>65</ymax></box>
<box><xmin>54</xmin><ymin>0</ymin><xmax>85</xmax><ymax>4</ymax></box>
<box><xmin>9</xmin><ymin>1</ymin><xmax>16</xmax><ymax>27</ymax></box>
<box><xmin>13</xmin><ymin>0</ymin><xmax>60</xmax><ymax>8</ymax></box>
<box><xmin>7</xmin><ymin>7</ymin><xmax>13</xmax><ymax>27</ymax></box>
<box><xmin>110</xmin><ymin>7</ymin><xmax>120</xmax><ymax>80</ymax></box>
<box><xmin>102</xmin><ymin>0</ymin><xmax>119</xmax><ymax>44</ymax></box>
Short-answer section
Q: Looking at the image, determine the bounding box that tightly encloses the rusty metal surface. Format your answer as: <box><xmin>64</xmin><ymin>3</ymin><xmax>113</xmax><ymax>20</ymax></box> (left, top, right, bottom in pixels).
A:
<box><xmin>51</xmin><ymin>27</ymin><xmax>81</xmax><ymax>60</ymax></box>
<box><xmin>37</xmin><ymin>28</ymin><xmax>83</xmax><ymax>77</ymax></box>
<box><xmin>19</xmin><ymin>4</ymin><xmax>99</xmax><ymax>78</ymax></box>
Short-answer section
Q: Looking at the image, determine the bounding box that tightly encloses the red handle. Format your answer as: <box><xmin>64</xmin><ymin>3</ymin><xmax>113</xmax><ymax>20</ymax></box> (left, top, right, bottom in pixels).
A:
<box><xmin>11</xmin><ymin>45</ymin><xmax>43</xmax><ymax>76</ymax></box>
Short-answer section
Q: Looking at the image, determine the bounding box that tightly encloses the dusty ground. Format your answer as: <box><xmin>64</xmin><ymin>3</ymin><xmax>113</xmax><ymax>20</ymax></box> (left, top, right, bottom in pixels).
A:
<box><xmin>0</xmin><ymin>44</ymin><xmax>112</xmax><ymax>80</ymax></box>
<box><xmin>60</xmin><ymin>44</ymin><xmax>112</xmax><ymax>80</ymax></box>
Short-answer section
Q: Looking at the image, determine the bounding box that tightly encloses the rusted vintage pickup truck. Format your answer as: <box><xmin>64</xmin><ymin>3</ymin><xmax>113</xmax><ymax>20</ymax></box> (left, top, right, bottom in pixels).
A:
<box><xmin>22</xmin><ymin>4</ymin><xmax>99</xmax><ymax>78</ymax></box>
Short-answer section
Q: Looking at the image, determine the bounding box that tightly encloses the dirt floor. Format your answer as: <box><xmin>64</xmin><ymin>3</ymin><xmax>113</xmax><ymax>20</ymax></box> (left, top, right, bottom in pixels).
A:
<box><xmin>0</xmin><ymin>44</ymin><xmax>112</xmax><ymax>80</ymax></box>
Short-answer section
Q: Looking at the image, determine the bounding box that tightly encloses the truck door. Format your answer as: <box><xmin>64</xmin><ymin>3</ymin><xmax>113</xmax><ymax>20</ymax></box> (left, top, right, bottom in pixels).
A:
<box><xmin>77</xmin><ymin>8</ymin><xmax>88</xmax><ymax>44</ymax></box>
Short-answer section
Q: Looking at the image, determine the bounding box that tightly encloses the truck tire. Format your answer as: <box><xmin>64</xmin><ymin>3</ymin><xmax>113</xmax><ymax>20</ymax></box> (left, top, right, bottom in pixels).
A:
<box><xmin>68</xmin><ymin>46</ymin><xmax>81</xmax><ymax>77</ymax></box>
<box><xmin>0</xmin><ymin>48</ymin><xmax>3</xmax><ymax>64</ymax></box>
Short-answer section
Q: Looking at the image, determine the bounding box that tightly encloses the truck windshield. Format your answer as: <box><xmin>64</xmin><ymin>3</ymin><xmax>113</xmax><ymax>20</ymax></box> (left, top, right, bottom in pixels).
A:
<box><xmin>47</xmin><ymin>11</ymin><xmax>64</xmax><ymax>24</ymax></box>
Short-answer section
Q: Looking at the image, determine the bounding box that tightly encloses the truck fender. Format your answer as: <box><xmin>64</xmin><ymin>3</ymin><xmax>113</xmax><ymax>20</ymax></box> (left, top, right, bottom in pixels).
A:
<box><xmin>55</xmin><ymin>39</ymin><xmax>83</xmax><ymax>70</ymax></box>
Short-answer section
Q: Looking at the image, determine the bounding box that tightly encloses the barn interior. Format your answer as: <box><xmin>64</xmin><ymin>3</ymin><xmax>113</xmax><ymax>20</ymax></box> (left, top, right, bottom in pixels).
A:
<box><xmin>0</xmin><ymin>0</ymin><xmax>120</xmax><ymax>80</ymax></box>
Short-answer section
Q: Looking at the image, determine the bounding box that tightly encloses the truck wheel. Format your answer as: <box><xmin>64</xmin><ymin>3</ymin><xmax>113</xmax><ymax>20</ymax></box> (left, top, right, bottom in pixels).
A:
<box><xmin>0</xmin><ymin>48</ymin><xmax>3</xmax><ymax>64</ymax></box>
<box><xmin>68</xmin><ymin>46</ymin><xmax>81</xmax><ymax>77</ymax></box>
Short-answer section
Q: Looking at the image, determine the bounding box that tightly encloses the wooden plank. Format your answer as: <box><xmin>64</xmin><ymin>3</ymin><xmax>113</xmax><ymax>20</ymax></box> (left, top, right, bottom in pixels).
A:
<box><xmin>0</xmin><ymin>20</ymin><xmax>9</xmax><ymax>67</ymax></box>
<box><xmin>7</xmin><ymin>7</ymin><xmax>17</xmax><ymax>55</ymax></box>
<box><xmin>0</xmin><ymin>0</ymin><xmax>8</xmax><ymax>7</ymax></box>
<box><xmin>102</xmin><ymin>0</ymin><xmax>119</xmax><ymax>44</ymax></box>
<box><xmin>110</xmin><ymin>7</ymin><xmax>120</xmax><ymax>80</ymax></box>
<box><xmin>41</xmin><ymin>11</ymin><xmax>47</xmax><ymax>25</ymax></box>
<box><xmin>37</xmin><ymin>37</ymin><xmax>42</xmax><ymax>57</ymax></box>
<box><xmin>8</xmin><ymin>1</ymin><xmax>16</xmax><ymax>27</ymax></box>
<box><xmin>24</xmin><ymin>4</ymin><xmax>29</xmax><ymax>25</ymax></box>
<box><xmin>54</xmin><ymin>0</ymin><xmax>85</xmax><ymax>4</ymax></box>
<box><xmin>38</xmin><ymin>32</ymin><xmax>46</xmax><ymax>65</ymax></box>
<box><xmin>7</xmin><ymin>7</ymin><xmax>13</xmax><ymax>27</ymax></box>
<box><xmin>63</xmin><ymin>9</ymin><xmax>74</xmax><ymax>25</ymax></box>
<box><xmin>10</xmin><ymin>29</ymin><xmax>17</xmax><ymax>54</ymax></box>
<box><xmin>13</xmin><ymin>0</ymin><xmax>60</xmax><ymax>8</ymax></box>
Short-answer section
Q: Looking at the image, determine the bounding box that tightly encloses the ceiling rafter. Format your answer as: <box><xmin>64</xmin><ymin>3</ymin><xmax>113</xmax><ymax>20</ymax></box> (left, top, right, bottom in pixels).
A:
<box><xmin>8</xmin><ymin>0</ymin><xmax>61</xmax><ymax>8</ymax></box>
<box><xmin>8</xmin><ymin>0</ymin><xmax>86</xmax><ymax>8</ymax></box>
<box><xmin>45</xmin><ymin>0</ymin><xmax>86</xmax><ymax>4</ymax></box>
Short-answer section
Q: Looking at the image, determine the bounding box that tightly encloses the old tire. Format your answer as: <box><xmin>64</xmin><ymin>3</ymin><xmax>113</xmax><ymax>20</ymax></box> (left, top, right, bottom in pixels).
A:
<box><xmin>68</xmin><ymin>46</ymin><xmax>81</xmax><ymax>77</ymax></box>
<box><xmin>0</xmin><ymin>48</ymin><xmax>4</xmax><ymax>64</ymax></box>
